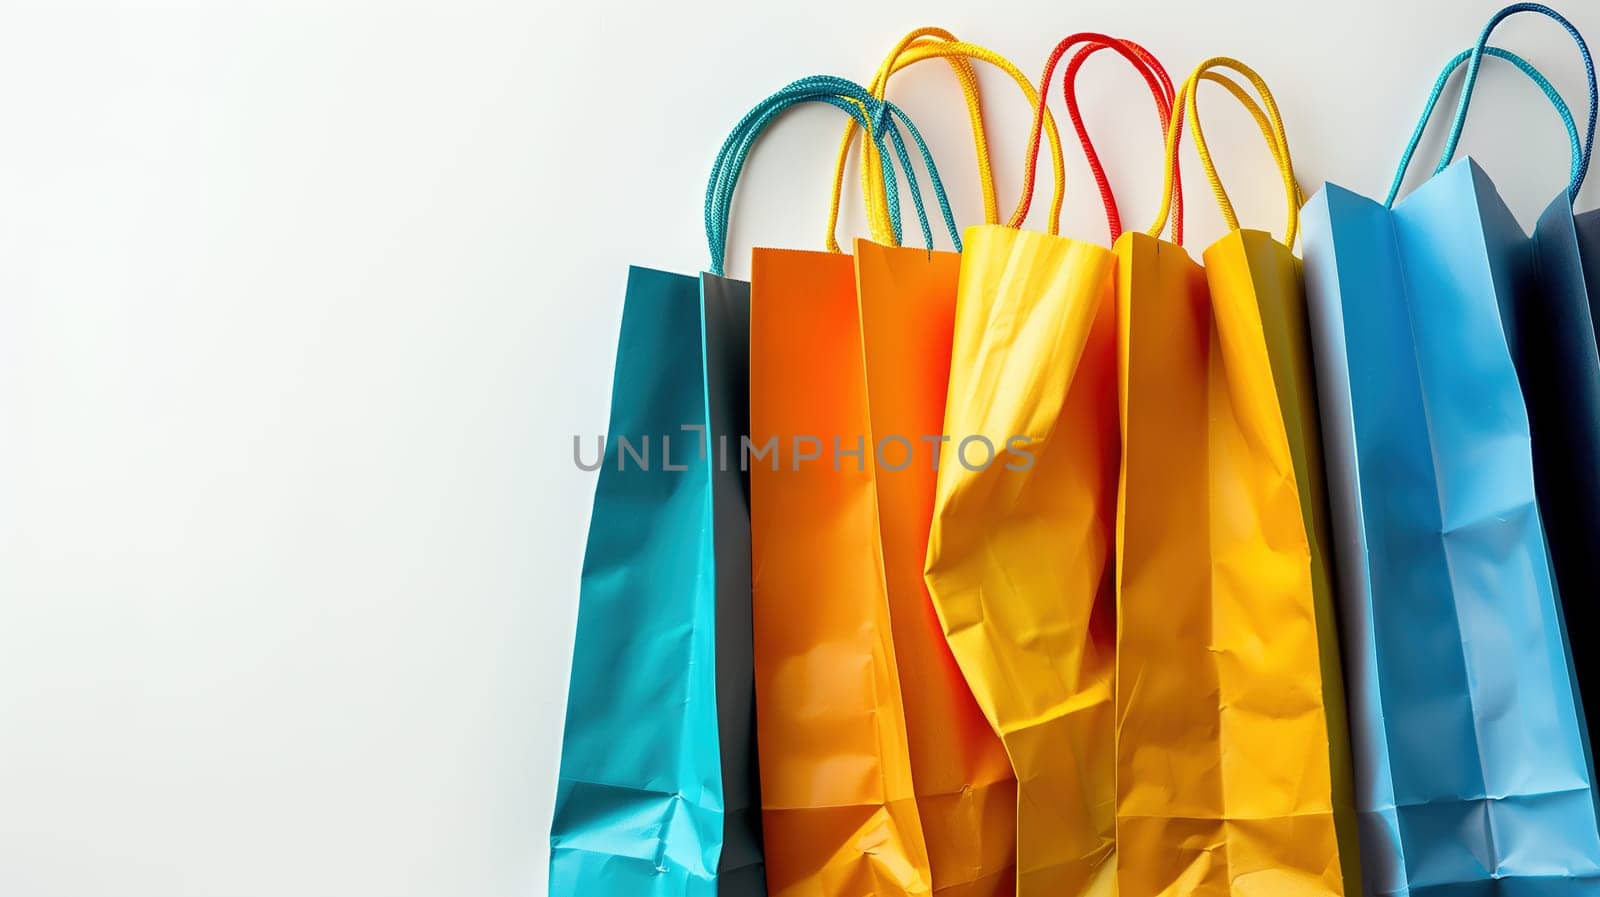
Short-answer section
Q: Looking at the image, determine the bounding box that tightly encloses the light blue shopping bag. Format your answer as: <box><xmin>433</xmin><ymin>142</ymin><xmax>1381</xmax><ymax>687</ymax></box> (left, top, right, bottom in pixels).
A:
<box><xmin>1303</xmin><ymin>5</ymin><xmax>1600</xmax><ymax>894</ymax></box>
<box><xmin>549</xmin><ymin>76</ymin><xmax>954</xmax><ymax>897</ymax></box>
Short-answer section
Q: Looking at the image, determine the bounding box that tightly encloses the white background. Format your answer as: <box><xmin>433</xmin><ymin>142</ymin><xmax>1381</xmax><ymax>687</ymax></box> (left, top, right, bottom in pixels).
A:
<box><xmin>0</xmin><ymin>1</ymin><xmax>1595</xmax><ymax>895</ymax></box>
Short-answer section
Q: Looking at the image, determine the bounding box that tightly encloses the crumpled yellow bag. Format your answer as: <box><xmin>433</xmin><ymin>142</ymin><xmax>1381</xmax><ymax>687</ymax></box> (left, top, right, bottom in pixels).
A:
<box><xmin>927</xmin><ymin>227</ymin><xmax>1115</xmax><ymax>897</ymax></box>
<box><xmin>922</xmin><ymin>32</ymin><xmax>1183</xmax><ymax>897</ymax></box>
<box><xmin>832</xmin><ymin>32</ymin><xmax>1068</xmax><ymax>897</ymax></box>
<box><xmin>1113</xmin><ymin>57</ymin><xmax>1356</xmax><ymax>897</ymax></box>
<box><xmin>751</xmin><ymin>32</ymin><xmax>1064</xmax><ymax>897</ymax></box>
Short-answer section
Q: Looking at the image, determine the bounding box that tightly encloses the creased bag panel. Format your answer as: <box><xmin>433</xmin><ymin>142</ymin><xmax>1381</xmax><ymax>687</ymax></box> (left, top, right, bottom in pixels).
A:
<box><xmin>855</xmin><ymin>240</ymin><xmax>1017</xmax><ymax>897</ymax></box>
<box><xmin>1303</xmin><ymin>161</ymin><xmax>1600</xmax><ymax>896</ymax></box>
<box><xmin>701</xmin><ymin>274</ymin><xmax>769</xmax><ymax>896</ymax></box>
<box><xmin>1518</xmin><ymin>199</ymin><xmax>1600</xmax><ymax>735</ymax></box>
<box><xmin>1209</xmin><ymin>231</ymin><xmax>1345</xmax><ymax>895</ymax></box>
<box><xmin>553</xmin><ymin>266</ymin><xmax>733</xmax><ymax>897</ymax></box>
<box><xmin>1115</xmin><ymin>234</ymin><xmax>1238</xmax><ymax>897</ymax></box>
<box><xmin>750</xmin><ymin>247</ymin><xmax>932</xmax><ymax>897</ymax></box>
<box><xmin>925</xmin><ymin>224</ymin><xmax>1118</xmax><ymax>897</ymax></box>
<box><xmin>1206</xmin><ymin>230</ymin><xmax>1362</xmax><ymax>897</ymax></box>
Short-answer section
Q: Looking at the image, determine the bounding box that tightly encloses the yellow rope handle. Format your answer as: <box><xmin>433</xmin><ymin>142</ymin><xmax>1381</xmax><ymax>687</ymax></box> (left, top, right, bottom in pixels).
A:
<box><xmin>1189</xmin><ymin>58</ymin><xmax>1303</xmax><ymax>243</ymax></box>
<box><xmin>825</xmin><ymin>29</ymin><xmax>995</xmax><ymax>251</ymax></box>
<box><xmin>1148</xmin><ymin>57</ymin><xmax>1302</xmax><ymax>244</ymax></box>
<box><xmin>1147</xmin><ymin>71</ymin><xmax>1276</xmax><ymax>236</ymax></box>
<box><xmin>1197</xmin><ymin>71</ymin><xmax>1290</xmax><ymax>195</ymax></box>
<box><xmin>826</xmin><ymin>32</ymin><xmax>1067</xmax><ymax>250</ymax></box>
<box><xmin>875</xmin><ymin>42</ymin><xmax>1067</xmax><ymax>237</ymax></box>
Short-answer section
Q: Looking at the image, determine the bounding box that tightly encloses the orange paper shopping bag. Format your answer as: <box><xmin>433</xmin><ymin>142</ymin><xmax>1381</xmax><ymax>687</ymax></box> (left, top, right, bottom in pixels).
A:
<box><xmin>703</xmin><ymin>71</ymin><xmax>964</xmax><ymax>897</ymax></box>
<box><xmin>827</xmin><ymin>30</ymin><xmax>1070</xmax><ymax>897</ymax></box>
<box><xmin>745</xmin><ymin>88</ymin><xmax>969</xmax><ymax>897</ymax></box>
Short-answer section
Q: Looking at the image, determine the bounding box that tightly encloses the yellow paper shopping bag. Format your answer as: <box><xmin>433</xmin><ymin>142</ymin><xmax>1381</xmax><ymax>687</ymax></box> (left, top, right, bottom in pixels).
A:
<box><xmin>1184</xmin><ymin>63</ymin><xmax>1361</xmax><ymax>897</ymax></box>
<box><xmin>1114</xmin><ymin>57</ymin><xmax>1353</xmax><ymax>897</ymax></box>
<box><xmin>926</xmin><ymin>229</ymin><xmax>1115</xmax><ymax>897</ymax></box>
<box><xmin>828</xmin><ymin>31</ymin><xmax>1068</xmax><ymax>897</ymax></box>
<box><xmin>924</xmin><ymin>32</ymin><xmax>1185</xmax><ymax>897</ymax></box>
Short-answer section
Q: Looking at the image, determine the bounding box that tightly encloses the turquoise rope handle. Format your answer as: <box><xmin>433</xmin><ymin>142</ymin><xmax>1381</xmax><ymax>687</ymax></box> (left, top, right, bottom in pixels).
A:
<box><xmin>705</xmin><ymin>80</ymin><xmax>906</xmax><ymax>274</ymax></box>
<box><xmin>706</xmin><ymin>84</ymin><xmax>916</xmax><ymax>262</ymax></box>
<box><xmin>704</xmin><ymin>76</ymin><xmax>961</xmax><ymax>276</ymax></box>
<box><xmin>710</xmin><ymin>79</ymin><xmax>964</xmax><ymax>262</ymax></box>
<box><xmin>1388</xmin><ymin>3</ymin><xmax>1596</xmax><ymax>207</ymax></box>
<box><xmin>705</xmin><ymin>77</ymin><xmax>959</xmax><ymax>273</ymax></box>
<box><xmin>1441</xmin><ymin>3</ymin><xmax>1595</xmax><ymax>189</ymax></box>
<box><xmin>1387</xmin><ymin>46</ymin><xmax>1584</xmax><ymax>207</ymax></box>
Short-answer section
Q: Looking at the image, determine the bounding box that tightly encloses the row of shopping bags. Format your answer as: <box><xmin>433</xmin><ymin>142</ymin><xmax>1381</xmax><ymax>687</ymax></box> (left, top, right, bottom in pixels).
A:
<box><xmin>551</xmin><ymin>4</ymin><xmax>1600</xmax><ymax>896</ymax></box>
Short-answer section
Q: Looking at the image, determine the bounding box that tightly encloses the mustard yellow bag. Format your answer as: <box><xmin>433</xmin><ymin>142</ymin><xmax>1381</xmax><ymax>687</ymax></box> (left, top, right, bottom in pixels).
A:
<box><xmin>1113</xmin><ymin>58</ymin><xmax>1356</xmax><ymax>897</ymax></box>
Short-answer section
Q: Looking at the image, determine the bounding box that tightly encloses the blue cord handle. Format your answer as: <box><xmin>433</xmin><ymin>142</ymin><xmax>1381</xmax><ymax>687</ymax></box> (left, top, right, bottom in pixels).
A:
<box><xmin>704</xmin><ymin>76</ymin><xmax>961</xmax><ymax>276</ymax></box>
<box><xmin>704</xmin><ymin>81</ymin><xmax>912</xmax><ymax>267</ymax></box>
<box><xmin>1387</xmin><ymin>46</ymin><xmax>1584</xmax><ymax>206</ymax></box>
<box><xmin>705</xmin><ymin>76</ymin><xmax>960</xmax><ymax>274</ymax></box>
<box><xmin>1388</xmin><ymin>3</ymin><xmax>1595</xmax><ymax>207</ymax></box>
<box><xmin>1442</xmin><ymin>4</ymin><xmax>1595</xmax><ymax>188</ymax></box>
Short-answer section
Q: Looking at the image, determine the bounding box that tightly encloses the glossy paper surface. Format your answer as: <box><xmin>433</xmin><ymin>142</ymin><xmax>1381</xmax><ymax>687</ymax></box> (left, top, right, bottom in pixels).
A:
<box><xmin>1207</xmin><ymin>229</ymin><xmax>1364</xmax><ymax>897</ymax></box>
<box><xmin>551</xmin><ymin>266</ymin><xmax>766</xmax><ymax>897</ymax></box>
<box><xmin>1516</xmin><ymin>198</ymin><xmax>1600</xmax><ymax>733</ymax></box>
<box><xmin>855</xmin><ymin>239</ymin><xmax>1019</xmax><ymax>897</ymax></box>
<box><xmin>749</xmin><ymin>247</ymin><xmax>932</xmax><ymax>897</ymax></box>
<box><xmin>924</xmin><ymin>224</ymin><xmax>1118</xmax><ymax>897</ymax></box>
<box><xmin>702</xmin><ymin>274</ymin><xmax>768</xmax><ymax>897</ymax></box>
<box><xmin>1303</xmin><ymin>159</ymin><xmax>1600</xmax><ymax>896</ymax></box>
<box><xmin>1113</xmin><ymin>231</ymin><xmax>1346</xmax><ymax>897</ymax></box>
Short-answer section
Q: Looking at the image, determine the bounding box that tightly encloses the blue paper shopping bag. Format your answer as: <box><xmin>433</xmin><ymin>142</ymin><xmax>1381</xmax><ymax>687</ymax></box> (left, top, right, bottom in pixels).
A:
<box><xmin>1401</xmin><ymin>3</ymin><xmax>1600</xmax><ymax>741</ymax></box>
<box><xmin>549</xmin><ymin>76</ymin><xmax>951</xmax><ymax>897</ymax></box>
<box><xmin>1490</xmin><ymin>66</ymin><xmax>1600</xmax><ymax>736</ymax></box>
<box><xmin>1302</xmin><ymin>5</ymin><xmax>1600</xmax><ymax>894</ymax></box>
<box><xmin>1516</xmin><ymin>193</ymin><xmax>1600</xmax><ymax>737</ymax></box>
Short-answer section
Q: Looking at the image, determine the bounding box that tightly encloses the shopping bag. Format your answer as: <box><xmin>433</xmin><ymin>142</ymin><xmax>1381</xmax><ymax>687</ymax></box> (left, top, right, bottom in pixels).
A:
<box><xmin>1397</xmin><ymin>10</ymin><xmax>1600</xmax><ymax>737</ymax></box>
<box><xmin>815</xmin><ymin>31</ymin><xmax>1069</xmax><ymax>897</ymax></box>
<box><xmin>1569</xmin><ymin>209</ymin><xmax>1600</xmax><ymax>685</ymax></box>
<box><xmin>551</xmin><ymin>74</ymin><xmax>932</xmax><ymax>897</ymax></box>
<box><xmin>1111</xmin><ymin>56</ymin><xmax>1352</xmax><ymax>897</ymax></box>
<box><xmin>551</xmin><ymin>258</ymin><xmax>764</xmax><ymax>897</ymax></box>
<box><xmin>1179</xmin><ymin>56</ymin><xmax>1365</xmax><ymax>897</ymax></box>
<box><xmin>731</xmin><ymin>78</ymin><xmax>962</xmax><ymax>897</ymax></box>
<box><xmin>1390</xmin><ymin>14</ymin><xmax>1600</xmax><ymax>740</ymax></box>
<box><xmin>1301</xmin><ymin>5</ymin><xmax>1600</xmax><ymax>893</ymax></box>
<box><xmin>923</xmin><ymin>33</ymin><xmax>1179</xmax><ymax>897</ymax></box>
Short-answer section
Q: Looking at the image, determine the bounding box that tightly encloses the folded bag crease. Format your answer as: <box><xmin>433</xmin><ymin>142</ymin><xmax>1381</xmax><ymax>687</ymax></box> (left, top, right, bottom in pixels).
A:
<box><xmin>926</xmin><ymin>32</ymin><xmax>1191</xmax><ymax>897</ymax></box>
<box><xmin>818</xmin><ymin>29</ymin><xmax>1081</xmax><ymax>897</ymax></box>
<box><xmin>1302</xmin><ymin>5</ymin><xmax>1600</xmax><ymax>893</ymax></box>
<box><xmin>1115</xmin><ymin>53</ymin><xmax>1358</xmax><ymax>897</ymax></box>
<box><xmin>743</xmin><ymin>70</ymin><xmax>964</xmax><ymax>897</ymax></box>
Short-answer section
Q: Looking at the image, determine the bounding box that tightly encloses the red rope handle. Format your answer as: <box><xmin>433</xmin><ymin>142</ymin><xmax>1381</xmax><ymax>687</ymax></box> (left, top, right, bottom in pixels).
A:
<box><xmin>1065</xmin><ymin>41</ymin><xmax>1184</xmax><ymax>245</ymax></box>
<box><xmin>1015</xmin><ymin>33</ymin><xmax>1185</xmax><ymax>244</ymax></box>
<box><xmin>1126</xmin><ymin>40</ymin><xmax>1183</xmax><ymax>245</ymax></box>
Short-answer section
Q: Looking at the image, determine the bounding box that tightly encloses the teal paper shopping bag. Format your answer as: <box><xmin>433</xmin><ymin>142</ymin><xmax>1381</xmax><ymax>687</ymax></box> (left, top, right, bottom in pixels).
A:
<box><xmin>549</xmin><ymin>265</ymin><xmax>763</xmax><ymax>897</ymax></box>
<box><xmin>1302</xmin><ymin>5</ymin><xmax>1600</xmax><ymax>894</ymax></box>
<box><xmin>549</xmin><ymin>76</ymin><xmax>950</xmax><ymax>897</ymax></box>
